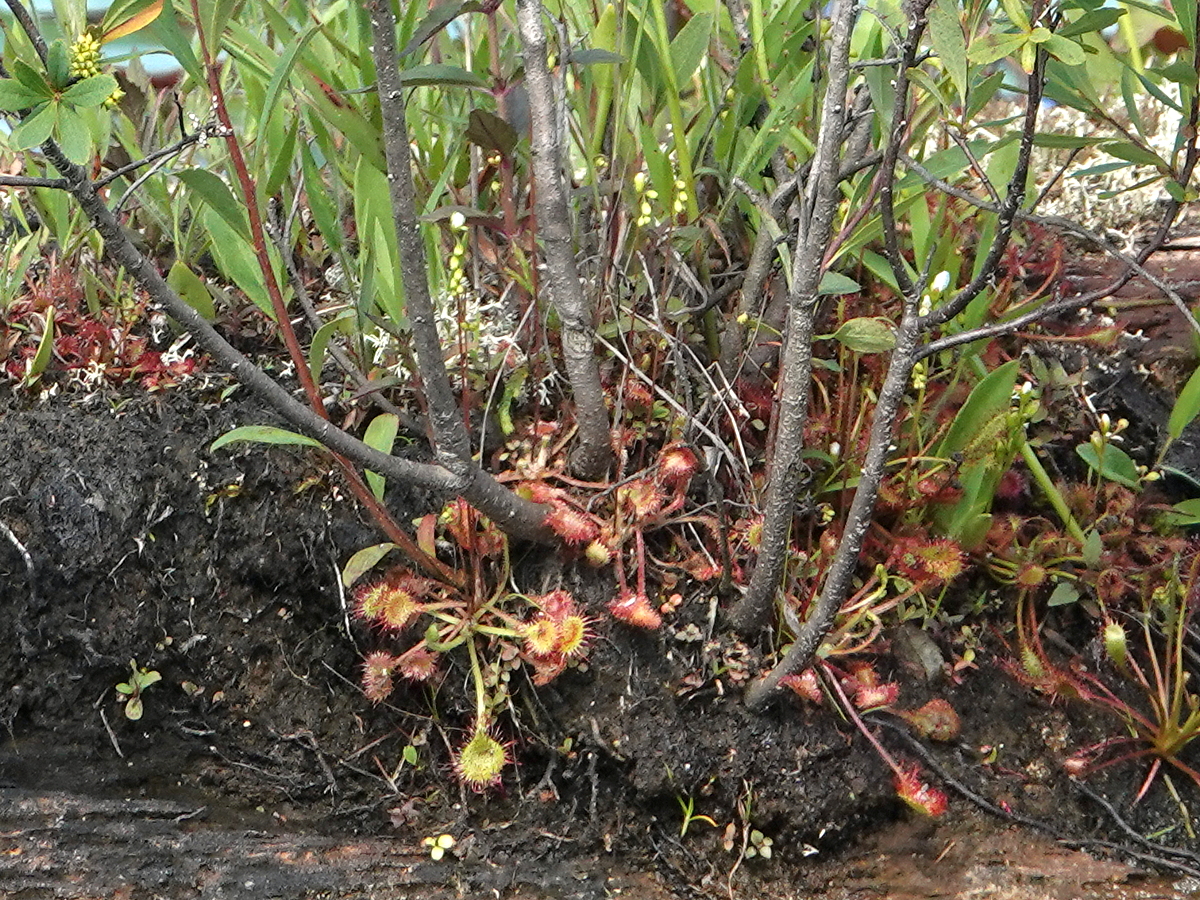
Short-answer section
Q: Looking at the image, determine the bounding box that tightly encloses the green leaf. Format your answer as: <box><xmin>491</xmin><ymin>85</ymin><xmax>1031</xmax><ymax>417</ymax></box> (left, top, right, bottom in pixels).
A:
<box><xmin>24</xmin><ymin>304</ymin><xmax>55</xmax><ymax>385</ymax></box>
<box><xmin>202</xmin><ymin>208</ymin><xmax>273</xmax><ymax>317</ymax></box>
<box><xmin>363</xmin><ymin>413</ymin><xmax>400</xmax><ymax>501</ymax></box>
<box><xmin>1153</xmin><ymin>61</ymin><xmax>1199</xmax><ymax>88</ymax></box>
<box><xmin>300</xmin><ymin>140</ymin><xmax>342</xmax><ymax>254</ymax></box>
<box><xmin>10</xmin><ymin>60</ymin><xmax>49</xmax><ymax>95</ymax></box>
<box><xmin>403</xmin><ymin>744</ymin><xmax>419</xmax><ymax>766</ymax></box>
<box><xmin>1082</xmin><ymin>529</ymin><xmax>1103</xmax><ymax>567</ymax></box>
<box><xmin>1075</xmin><ymin>443</ymin><xmax>1141</xmax><ymax>488</ymax></box>
<box><xmin>1033</xmin><ymin>133</ymin><xmax>1101</xmax><ymax>149</ymax></box>
<box><xmin>1047</xmin><ymin>582</ymin><xmax>1080</xmax><ymax>607</ymax></box>
<box><xmin>402</xmin><ymin>0</ymin><xmax>484</xmax><ymax>56</ymax></box>
<box><xmin>101</xmin><ymin>0</ymin><xmax>165</xmax><ymax>42</ymax></box>
<box><xmin>817</xmin><ymin>271</ymin><xmax>862</xmax><ymax>296</ymax></box>
<box><xmin>826</xmin><ymin>317</ymin><xmax>896</xmax><ymax>353</ymax></box>
<box><xmin>54</xmin><ymin>104</ymin><xmax>92</xmax><ymax>164</ymax></box>
<box><xmin>148</xmin><ymin>2</ymin><xmax>203</xmax><ymax>85</ymax></box>
<box><xmin>570</xmin><ymin>48</ymin><xmax>624</xmax><ymax>65</ymax></box>
<box><xmin>497</xmin><ymin>367</ymin><xmax>528</xmax><ymax>436</ymax></box>
<box><xmin>1043</xmin><ymin>34</ymin><xmax>1086</xmax><ymax>66</ymax></box>
<box><xmin>1058</xmin><ymin>7</ymin><xmax>1125</xmax><ymax>37</ymax></box>
<box><xmin>124</xmin><ymin>696</ymin><xmax>144</xmax><ymax>720</ymax></box>
<box><xmin>998</xmin><ymin>0</ymin><xmax>1031</xmax><ymax>30</ymax></box>
<box><xmin>177</xmin><ymin>169</ymin><xmax>251</xmax><ymax>241</ymax></box>
<box><xmin>967</xmin><ymin>31</ymin><xmax>1027</xmax><ymax>67</ymax></box>
<box><xmin>1099</xmin><ymin>140</ymin><xmax>1168</xmax><ymax>171</ymax></box>
<box><xmin>10</xmin><ymin>102</ymin><xmax>57</xmax><ymax>150</ymax></box>
<box><xmin>399</xmin><ymin>63</ymin><xmax>487</xmax><ymax>89</ymax></box>
<box><xmin>210</xmin><ymin>425</ymin><xmax>325</xmax><ymax>453</ymax></box>
<box><xmin>966</xmin><ymin>70</ymin><xmax>1007</xmax><ymax>121</ymax></box>
<box><xmin>45</xmin><ymin>39</ymin><xmax>71</xmax><ymax>90</ymax></box>
<box><xmin>61</xmin><ymin>74</ymin><xmax>119</xmax><ymax>109</ymax></box>
<box><xmin>0</xmin><ymin>77</ymin><xmax>50</xmax><ymax>111</ymax></box>
<box><xmin>167</xmin><ymin>261</ymin><xmax>216</xmax><ymax>321</ymax></box>
<box><xmin>940</xmin><ymin>360</ymin><xmax>1020</xmax><ymax>458</ymax></box>
<box><xmin>1167</xmin><ymin>364</ymin><xmax>1200</xmax><ymax>447</ymax></box>
<box><xmin>1163</xmin><ymin>498</ymin><xmax>1200</xmax><ymax>526</ymax></box>
<box><xmin>263</xmin><ymin>118</ymin><xmax>299</xmax><ymax>198</ymax></box>
<box><xmin>308</xmin><ymin>311</ymin><xmax>354</xmax><ymax>385</ymax></box>
<box><xmin>341</xmin><ymin>542</ymin><xmax>397</xmax><ymax>587</ymax></box>
<box><xmin>465</xmin><ymin>107</ymin><xmax>518</xmax><ymax>157</ymax></box>
<box><xmin>1176</xmin><ymin>0</ymin><xmax>1198</xmax><ymax>50</ymax></box>
<box><xmin>670</xmin><ymin>12</ymin><xmax>712</xmax><ymax>85</ymax></box>
<box><xmin>204</xmin><ymin>0</ymin><xmax>243</xmax><ymax>53</ymax></box>
<box><xmin>929</xmin><ymin>0</ymin><xmax>968</xmax><ymax>105</ymax></box>
<box><xmin>259</xmin><ymin>24</ymin><xmax>319</xmax><ymax>134</ymax></box>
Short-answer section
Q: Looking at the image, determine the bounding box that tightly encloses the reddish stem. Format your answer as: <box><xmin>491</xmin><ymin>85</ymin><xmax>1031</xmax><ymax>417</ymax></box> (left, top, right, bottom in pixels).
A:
<box><xmin>189</xmin><ymin>0</ymin><xmax>323</xmax><ymax>415</ymax></box>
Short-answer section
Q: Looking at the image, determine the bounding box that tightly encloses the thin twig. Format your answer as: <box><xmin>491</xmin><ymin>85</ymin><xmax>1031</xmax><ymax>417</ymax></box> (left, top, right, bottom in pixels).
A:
<box><xmin>99</xmin><ymin>708</ymin><xmax>125</xmax><ymax>759</ymax></box>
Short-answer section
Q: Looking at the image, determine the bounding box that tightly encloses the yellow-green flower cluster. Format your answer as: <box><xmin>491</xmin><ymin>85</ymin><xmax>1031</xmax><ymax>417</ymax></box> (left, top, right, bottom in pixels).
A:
<box><xmin>672</xmin><ymin>178</ymin><xmax>688</xmax><ymax>216</ymax></box>
<box><xmin>911</xmin><ymin>360</ymin><xmax>927</xmax><ymax>391</ymax></box>
<box><xmin>446</xmin><ymin>211</ymin><xmax>469</xmax><ymax>297</ymax></box>
<box><xmin>69</xmin><ymin>32</ymin><xmax>125</xmax><ymax>109</ymax></box>
<box><xmin>633</xmin><ymin>171</ymin><xmax>657</xmax><ymax>227</ymax></box>
<box><xmin>69</xmin><ymin>33</ymin><xmax>103</xmax><ymax>79</ymax></box>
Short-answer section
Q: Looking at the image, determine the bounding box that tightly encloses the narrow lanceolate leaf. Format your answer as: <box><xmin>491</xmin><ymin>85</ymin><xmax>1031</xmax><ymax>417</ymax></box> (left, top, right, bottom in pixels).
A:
<box><xmin>929</xmin><ymin>0</ymin><xmax>967</xmax><ymax>106</ymax></box>
<box><xmin>1058</xmin><ymin>7</ymin><xmax>1125</xmax><ymax>38</ymax></box>
<box><xmin>670</xmin><ymin>12</ymin><xmax>712</xmax><ymax>85</ymax></box>
<box><xmin>0</xmin><ymin>77</ymin><xmax>51</xmax><ymax>111</ymax></box>
<box><xmin>26</xmin><ymin>304</ymin><xmax>55</xmax><ymax>384</ymax></box>
<box><xmin>176</xmin><ymin>169</ymin><xmax>251</xmax><ymax>240</ymax></box>
<box><xmin>210</xmin><ymin>425</ymin><xmax>325</xmax><ymax>452</ymax></box>
<box><xmin>1099</xmin><ymin>139</ymin><xmax>1169</xmax><ymax>171</ymax></box>
<box><xmin>100</xmin><ymin>0</ymin><xmax>164</xmax><ymax>43</ymax></box>
<box><xmin>363</xmin><ymin>413</ymin><xmax>400</xmax><ymax>500</ymax></box>
<box><xmin>342</xmin><ymin>542</ymin><xmax>397</xmax><ymax>587</ymax></box>
<box><xmin>967</xmin><ymin>32</ymin><xmax>1027</xmax><ymax>67</ymax></box>
<box><xmin>167</xmin><ymin>260</ymin><xmax>216</xmax><ymax>321</ymax></box>
<box><xmin>398</xmin><ymin>63</ymin><xmax>487</xmax><ymax>89</ymax></box>
<box><xmin>61</xmin><ymin>74</ymin><xmax>119</xmax><ymax>108</ymax></box>
<box><xmin>1167</xmin><ymin>363</ymin><xmax>1200</xmax><ymax>443</ymax></box>
<box><xmin>570</xmin><ymin>48</ymin><xmax>623</xmax><ymax>66</ymax></box>
<box><xmin>1043</xmin><ymin>33</ymin><xmax>1086</xmax><ymax>66</ymax></box>
<box><xmin>401</xmin><ymin>0</ymin><xmax>484</xmax><ymax>57</ymax></box>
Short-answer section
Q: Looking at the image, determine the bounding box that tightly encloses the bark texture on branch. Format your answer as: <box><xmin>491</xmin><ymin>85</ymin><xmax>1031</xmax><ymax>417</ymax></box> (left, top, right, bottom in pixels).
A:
<box><xmin>728</xmin><ymin>0</ymin><xmax>862</xmax><ymax>636</ymax></box>
<box><xmin>516</xmin><ymin>0</ymin><xmax>614</xmax><ymax>481</ymax></box>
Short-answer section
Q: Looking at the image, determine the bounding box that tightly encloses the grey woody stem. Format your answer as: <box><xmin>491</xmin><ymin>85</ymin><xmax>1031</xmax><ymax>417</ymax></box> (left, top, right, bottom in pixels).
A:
<box><xmin>515</xmin><ymin>0</ymin><xmax>614</xmax><ymax>481</ymax></box>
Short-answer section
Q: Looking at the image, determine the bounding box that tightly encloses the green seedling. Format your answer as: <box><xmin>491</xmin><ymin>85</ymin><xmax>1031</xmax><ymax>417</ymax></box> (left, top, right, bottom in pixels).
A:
<box><xmin>115</xmin><ymin>658</ymin><xmax>161</xmax><ymax>721</ymax></box>
<box><xmin>422</xmin><ymin>833</ymin><xmax>455</xmax><ymax>861</ymax></box>
<box><xmin>676</xmin><ymin>793</ymin><xmax>718</xmax><ymax>837</ymax></box>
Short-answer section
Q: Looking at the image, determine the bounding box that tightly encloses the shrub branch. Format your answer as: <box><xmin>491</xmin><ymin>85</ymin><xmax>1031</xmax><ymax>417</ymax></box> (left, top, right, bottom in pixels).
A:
<box><xmin>515</xmin><ymin>0</ymin><xmax>614</xmax><ymax>480</ymax></box>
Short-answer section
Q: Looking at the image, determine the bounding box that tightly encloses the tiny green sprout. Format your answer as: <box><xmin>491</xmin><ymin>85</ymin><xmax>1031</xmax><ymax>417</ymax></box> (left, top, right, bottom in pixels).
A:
<box><xmin>422</xmin><ymin>833</ymin><xmax>455</xmax><ymax>861</ymax></box>
<box><xmin>115</xmin><ymin>659</ymin><xmax>161</xmax><ymax>721</ymax></box>
<box><xmin>745</xmin><ymin>829</ymin><xmax>774</xmax><ymax>860</ymax></box>
<box><xmin>677</xmin><ymin>794</ymin><xmax>718</xmax><ymax>837</ymax></box>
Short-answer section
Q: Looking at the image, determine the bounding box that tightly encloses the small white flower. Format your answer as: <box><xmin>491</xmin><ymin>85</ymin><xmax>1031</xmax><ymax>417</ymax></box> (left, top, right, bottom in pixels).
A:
<box><xmin>931</xmin><ymin>270</ymin><xmax>951</xmax><ymax>293</ymax></box>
